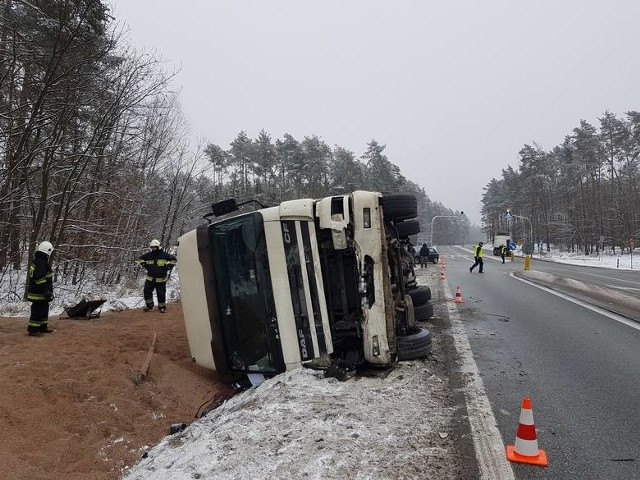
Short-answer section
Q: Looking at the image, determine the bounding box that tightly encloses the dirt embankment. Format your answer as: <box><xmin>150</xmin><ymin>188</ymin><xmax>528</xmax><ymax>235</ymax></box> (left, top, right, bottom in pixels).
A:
<box><xmin>0</xmin><ymin>307</ymin><xmax>231</xmax><ymax>480</ymax></box>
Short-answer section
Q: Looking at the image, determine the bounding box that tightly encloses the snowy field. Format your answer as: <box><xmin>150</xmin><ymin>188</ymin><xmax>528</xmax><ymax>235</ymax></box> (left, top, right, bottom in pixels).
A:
<box><xmin>534</xmin><ymin>249</ymin><xmax>638</xmax><ymax>269</ymax></box>
<box><xmin>496</xmin><ymin>243</ymin><xmax>639</xmax><ymax>270</ymax></box>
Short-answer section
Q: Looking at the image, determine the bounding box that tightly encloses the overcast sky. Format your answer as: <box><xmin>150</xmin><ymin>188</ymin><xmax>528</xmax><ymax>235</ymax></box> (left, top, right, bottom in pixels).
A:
<box><xmin>108</xmin><ymin>1</ymin><xmax>640</xmax><ymax>224</ymax></box>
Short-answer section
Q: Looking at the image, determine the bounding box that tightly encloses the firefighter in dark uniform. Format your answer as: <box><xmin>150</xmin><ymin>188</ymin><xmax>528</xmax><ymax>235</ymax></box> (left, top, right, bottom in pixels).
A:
<box><xmin>26</xmin><ymin>241</ymin><xmax>55</xmax><ymax>336</ymax></box>
<box><xmin>136</xmin><ymin>239</ymin><xmax>177</xmax><ymax>313</ymax></box>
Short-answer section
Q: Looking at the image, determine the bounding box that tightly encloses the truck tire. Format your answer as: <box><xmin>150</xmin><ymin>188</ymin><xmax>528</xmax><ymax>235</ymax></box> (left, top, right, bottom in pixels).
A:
<box><xmin>394</xmin><ymin>219</ymin><xmax>420</xmax><ymax>238</ymax></box>
<box><xmin>414</xmin><ymin>301</ymin><xmax>434</xmax><ymax>321</ymax></box>
<box><xmin>406</xmin><ymin>286</ymin><xmax>431</xmax><ymax>306</ymax></box>
<box><xmin>380</xmin><ymin>195</ymin><xmax>418</xmax><ymax>222</ymax></box>
<box><xmin>397</xmin><ymin>326</ymin><xmax>432</xmax><ymax>360</ymax></box>
<box><xmin>398</xmin><ymin>343</ymin><xmax>432</xmax><ymax>361</ymax></box>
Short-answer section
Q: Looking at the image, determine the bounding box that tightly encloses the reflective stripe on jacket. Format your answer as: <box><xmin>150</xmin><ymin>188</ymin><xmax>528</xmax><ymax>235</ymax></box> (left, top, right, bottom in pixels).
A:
<box><xmin>146</xmin><ymin>275</ymin><xmax>169</xmax><ymax>283</ymax></box>
<box><xmin>27</xmin><ymin>251</ymin><xmax>53</xmax><ymax>302</ymax></box>
<box><xmin>137</xmin><ymin>248</ymin><xmax>177</xmax><ymax>281</ymax></box>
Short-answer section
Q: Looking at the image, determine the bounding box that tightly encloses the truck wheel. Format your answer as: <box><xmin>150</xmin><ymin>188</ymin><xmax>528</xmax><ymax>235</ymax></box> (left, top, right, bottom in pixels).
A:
<box><xmin>394</xmin><ymin>219</ymin><xmax>420</xmax><ymax>238</ymax></box>
<box><xmin>414</xmin><ymin>301</ymin><xmax>434</xmax><ymax>321</ymax></box>
<box><xmin>397</xmin><ymin>326</ymin><xmax>432</xmax><ymax>360</ymax></box>
<box><xmin>380</xmin><ymin>195</ymin><xmax>418</xmax><ymax>222</ymax></box>
<box><xmin>406</xmin><ymin>286</ymin><xmax>431</xmax><ymax>306</ymax></box>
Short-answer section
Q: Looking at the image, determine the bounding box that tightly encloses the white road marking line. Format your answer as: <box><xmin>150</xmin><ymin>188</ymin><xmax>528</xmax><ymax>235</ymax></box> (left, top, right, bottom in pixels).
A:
<box><xmin>606</xmin><ymin>284</ymin><xmax>640</xmax><ymax>292</ymax></box>
<box><xmin>581</xmin><ymin>271</ymin><xmax>640</xmax><ymax>285</ymax></box>
<box><xmin>512</xmin><ymin>274</ymin><xmax>640</xmax><ymax>332</ymax></box>
<box><xmin>445</xmin><ymin>286</ymin><xmax>515</xmax><ymax>480</ymax></box>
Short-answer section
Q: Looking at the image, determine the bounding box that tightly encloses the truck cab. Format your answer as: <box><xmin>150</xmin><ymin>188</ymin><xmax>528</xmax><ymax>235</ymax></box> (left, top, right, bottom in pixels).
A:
<box><xmin>493</xmin><ymin>232</ymin><xmax>512</xmax><ymax>256</ymax></box>
<box><xmin>177</xmin><ymin>191</ymin><xmax>431</xmax><ymax>379</ymax></box>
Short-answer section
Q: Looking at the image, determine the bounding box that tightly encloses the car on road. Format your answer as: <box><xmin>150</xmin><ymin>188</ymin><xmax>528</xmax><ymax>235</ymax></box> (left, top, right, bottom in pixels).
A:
<box><xmin>414</xmin><ymin>247</ymin><xmax>439</xmax><ymax>264</ymax></box>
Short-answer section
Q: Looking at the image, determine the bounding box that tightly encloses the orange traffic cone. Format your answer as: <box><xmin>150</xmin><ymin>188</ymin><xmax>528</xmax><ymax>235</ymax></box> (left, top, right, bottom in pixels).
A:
<box><xmin>439</xmin><ymin>268</ymin><xmax>446</xmax><ymax>280</ymax></box>
<box><xmin>453</xmin><ymin>285</ymin><xmax>464</xmax><ymax>303</ymax></box>
<box><xmin>506</xmin><ymin>397</ymin><xmax>548</xmax><ymax>467</ymax></box>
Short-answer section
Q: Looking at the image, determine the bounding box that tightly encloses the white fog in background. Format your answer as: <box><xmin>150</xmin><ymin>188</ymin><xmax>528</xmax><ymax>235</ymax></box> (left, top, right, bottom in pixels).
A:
<box><xmin>108</xmin><ymin>0</ymin><xmax>640</xmax><ymax>224</ymax></box>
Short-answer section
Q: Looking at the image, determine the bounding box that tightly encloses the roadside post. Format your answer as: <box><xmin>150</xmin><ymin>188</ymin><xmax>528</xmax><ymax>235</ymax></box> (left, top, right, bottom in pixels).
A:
<box><xmin>522</xmin><ymin>242</ymin><xmax>534</xmax><ymax>271</ymax></box>
<box><xmin>631</xmin><ymin>238</ymin><xmax>635</xmax><ymax>269</ymax></box>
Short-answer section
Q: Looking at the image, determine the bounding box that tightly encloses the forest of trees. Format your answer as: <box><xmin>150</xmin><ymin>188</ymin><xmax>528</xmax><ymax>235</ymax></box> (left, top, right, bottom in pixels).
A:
<box><xmin>481</xmin><ymin>111</ymin><xmax>640</xmax><ymax>255</ymax></box>
<box><xmin>0</xmin><ymin>0</ymin><xmax>464</xmax><ymax>299</ymax></box>
<box><xmin>203</xmin><ymin>133</ymin><xmax>467</xmax><ymax>249</ymax></box>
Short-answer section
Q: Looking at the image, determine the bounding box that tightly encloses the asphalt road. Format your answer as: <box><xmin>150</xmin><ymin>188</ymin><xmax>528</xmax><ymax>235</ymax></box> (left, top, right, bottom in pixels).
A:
<box><xmin>529</xmin><ymin>255</ymin><xmax>640</xmax><ymax>297</ymax></box>
<box><xmin>438</xmin><ymin>245</ymin><xmax>640</xmax><ymax>479</ymax></box>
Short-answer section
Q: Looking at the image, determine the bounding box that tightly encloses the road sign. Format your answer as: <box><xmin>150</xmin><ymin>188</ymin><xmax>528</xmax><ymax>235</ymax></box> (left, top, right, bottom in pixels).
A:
<box><xmin>522</xmin><ymin>242</ymin><xmax>534</xmax><ymax>255</ymax></box>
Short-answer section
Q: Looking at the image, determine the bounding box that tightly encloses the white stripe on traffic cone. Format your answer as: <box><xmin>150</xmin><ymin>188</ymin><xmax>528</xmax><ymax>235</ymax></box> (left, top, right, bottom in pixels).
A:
<box><xmin>506</xmin><ymin>397</ymin><xmax>548</xmax><ymax>467</ymax></box>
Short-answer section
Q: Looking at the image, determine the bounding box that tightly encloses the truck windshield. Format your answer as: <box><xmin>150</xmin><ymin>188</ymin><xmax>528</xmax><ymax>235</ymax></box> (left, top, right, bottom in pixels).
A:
<box><xmin>209</xmin><ymin>213</ymin><xmax>284</xmax><ymax>373</ymax></box>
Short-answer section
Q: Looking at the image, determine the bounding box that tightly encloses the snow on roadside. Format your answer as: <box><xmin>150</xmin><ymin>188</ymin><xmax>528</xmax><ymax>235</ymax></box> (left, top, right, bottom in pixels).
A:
<box><xmin>121</xmin><ymin>362</ymin><xmax>460</xmax><ymax>480</ymax></box>
<box><xmin>486</xmin><ymin>243</ymin><xmax>639</xmax><ymax>270</ymax></box>
<box><xmin>0</xmin><ymin>269</ymin><xmax>180</xmax><ymax>318</ymax></box>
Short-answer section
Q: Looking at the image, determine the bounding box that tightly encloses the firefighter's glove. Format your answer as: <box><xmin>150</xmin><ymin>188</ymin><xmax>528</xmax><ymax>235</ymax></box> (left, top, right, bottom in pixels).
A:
<box><xmin>45</xmin><ymin>292</ymin><xmax>54</xmax><ymax>301</ymax></box>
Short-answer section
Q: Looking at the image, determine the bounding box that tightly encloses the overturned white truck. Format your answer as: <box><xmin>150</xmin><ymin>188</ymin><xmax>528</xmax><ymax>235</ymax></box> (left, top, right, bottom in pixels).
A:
<box><xmin>177</xmin><ymin>190</ymin><xmax>432</xmax><ymax>379</ymax></box>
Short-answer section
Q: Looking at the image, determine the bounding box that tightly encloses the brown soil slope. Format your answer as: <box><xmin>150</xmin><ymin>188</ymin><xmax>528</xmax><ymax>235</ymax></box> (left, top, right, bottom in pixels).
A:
<box><xmin>0</xmin><ymin>307</ymin><xmax>230</xmax><ymax>480</ymax></box>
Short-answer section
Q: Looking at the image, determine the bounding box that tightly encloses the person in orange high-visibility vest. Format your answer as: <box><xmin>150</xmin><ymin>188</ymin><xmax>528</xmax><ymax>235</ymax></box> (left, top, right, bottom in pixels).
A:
<box><xmin>469</xmin><ymin>242</ymin><xmax>484</xmax><ymax>273</ymax></box>
<box><xmin>136</xmin><ymin>239</ymin><xmax>177</xmax><ymax>313</ymax></box>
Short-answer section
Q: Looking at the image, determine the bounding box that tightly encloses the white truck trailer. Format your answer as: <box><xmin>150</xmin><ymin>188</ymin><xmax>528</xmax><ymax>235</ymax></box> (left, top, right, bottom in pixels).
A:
<box><xmin>492</xmin><ymin>232</ymin><xmax>512</xmax><ymax>256</ymax></box>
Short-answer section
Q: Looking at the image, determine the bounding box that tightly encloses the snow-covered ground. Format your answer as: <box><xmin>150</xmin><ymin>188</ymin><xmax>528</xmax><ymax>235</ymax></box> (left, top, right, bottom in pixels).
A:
<box><xmin>0</xmin><ymin>269</ymin><xmax>180</xmax><ymax>318</ymax></box>
<box><xmin>1</xmin><ymin>246</ymin><xmax>636</xmax><ymax>479</ymax></box>
<box><xmin>519</xmin><ymin>245</ymin><xmax>639</xmax><ymax>270</ymax></box>
<box><xmin>122</xmin><ymin>360</ymin><xmax>459</xmax><ymax>480</ymax></box>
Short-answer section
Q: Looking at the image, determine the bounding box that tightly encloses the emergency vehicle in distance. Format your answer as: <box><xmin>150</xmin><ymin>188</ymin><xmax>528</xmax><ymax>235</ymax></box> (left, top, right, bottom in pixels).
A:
<box><xmin>493</xmin><ymin>232</ymin><xmax>512</xmax><ymax>256</ymax></box>
<box><xmin>176</xmin><ymin>190</ymin><xmax>432</xmax><ymax>381</ymax></box>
